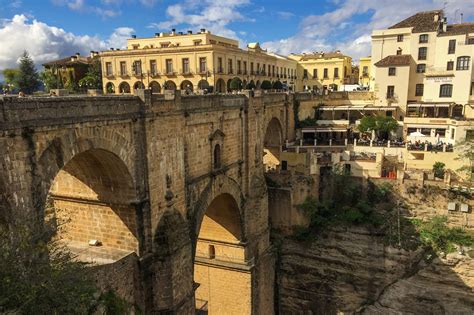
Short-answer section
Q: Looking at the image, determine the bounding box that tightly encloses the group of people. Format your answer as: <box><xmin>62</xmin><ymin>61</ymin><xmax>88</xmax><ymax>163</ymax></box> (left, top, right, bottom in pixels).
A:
<box><xmin>407</xmin><ymin>140</ymin><xmax>453</xmax><ymax>152</ymax></box>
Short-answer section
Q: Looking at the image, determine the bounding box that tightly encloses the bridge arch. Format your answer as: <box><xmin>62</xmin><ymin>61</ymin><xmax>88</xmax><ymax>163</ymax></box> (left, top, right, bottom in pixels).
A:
<box><xmin>263</xmin><ymin>117</ymin><xmax>284</xmax><ymax>172</ymax></box>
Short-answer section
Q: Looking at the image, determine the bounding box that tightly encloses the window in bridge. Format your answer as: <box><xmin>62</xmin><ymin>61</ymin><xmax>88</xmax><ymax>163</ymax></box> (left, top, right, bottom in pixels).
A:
<box><xmin>208</xmin><ymin>245</ymin><xmax>215</xmax><ymax>259</ymax></box>
<box><xmin>213</xmin><ymin>144</ymin><xmax>221</xmax><ymax>169</ymax></box>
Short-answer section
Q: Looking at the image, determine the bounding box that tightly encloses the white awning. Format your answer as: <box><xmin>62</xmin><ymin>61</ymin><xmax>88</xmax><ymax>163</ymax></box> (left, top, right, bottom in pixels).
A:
<box><xmin>314</xmin><ymin>129</ymin><xmax>347</xmax><ymax>132</ymax></box>
<box><xmin>407</xmin><ymin>103</ymin><xmax>451</xmax><ymax>108</ymax></box>
<box><xmin>364</xmin><ymin>107</ymin><xmax>397</xmax><ymax>111</ymax></box>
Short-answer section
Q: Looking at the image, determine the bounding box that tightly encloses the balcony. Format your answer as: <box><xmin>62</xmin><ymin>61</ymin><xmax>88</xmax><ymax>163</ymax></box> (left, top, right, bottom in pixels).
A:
<box><xmin>165</xmin><ymin>71</ymin><xmax>176</xmax><ymax>76</ymax></box>
<box><xmin>119</xmin><ymin>72</ymin><xmax>129</xmax><ymax>77</ymax></box>
<box><xmin>132</xmin><ymin>71</ymin><xmax>143</xmax><ymax>77</ymax></box>
<box><xmin>105</xmin><ymin>72</ymin><xmax>115</xmax><ymax>78</ymax></box>
<box><xmin>217</xmin><ymin>68</ymin><xmax>224</xmax><ymax>74</ymax></box>
<box><xmin>149</xmin><ymin>71</ymin><xmax>160</xmax><ymax>77</ymax></box>
<box><xmin>180</xmin><ymin>69</ymin><xmax>192</xmax><ymax>76</ymax></box>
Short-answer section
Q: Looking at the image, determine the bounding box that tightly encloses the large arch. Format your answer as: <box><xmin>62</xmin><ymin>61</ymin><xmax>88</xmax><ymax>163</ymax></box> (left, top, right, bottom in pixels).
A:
<box><xmin>197</xmin><ymin>79</ymin><xmax>209</xmax><ymax>90</ymax></box>
<box><xmin>180</xmin><ymin>80</ymin><xmax>194</xmax><ymax>92</ymax></box>
<box><xmin>119</xmin><ymin>82</ymin><xmax>131</xmax><ymax>94</ymax></box>
<box><xmin>105</xmin><ymin>82</ymin><xmax>115</xmax><ymax>94</ymax></box>
<box><xmin>263</xmin><ymin>117</ymin><xmax>284</xmax><ymax>172</ymax></box>
<box><xmin>215</xmin><ymin>78</ymin><xmax>226</xmax><ymax>93</ymax></box>
<box><xmin>48</xmin><ymin>148</ymin><xmax>139</xmax><ymax>263</ymax></box>
<box><xmin>134</xmin><ymin>81</ymin><xmax>145</xmax><ymax>90</ymax></box>
<box><xmin>149</xmin><ymin>81</ymin><xmax>161</xmax><ymax>93</ymax></box>
<box><xmin>164</xmin><ymin>80</ymin><xmax>177</xmax><ymax>91</ymax></box>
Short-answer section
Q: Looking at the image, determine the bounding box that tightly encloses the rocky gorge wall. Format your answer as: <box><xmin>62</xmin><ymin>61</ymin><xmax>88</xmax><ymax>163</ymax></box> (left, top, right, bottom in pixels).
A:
<box><xmin>276</xmin><ymin>226</ymin><xmax>474</xmax><ymax>314</ymax></box>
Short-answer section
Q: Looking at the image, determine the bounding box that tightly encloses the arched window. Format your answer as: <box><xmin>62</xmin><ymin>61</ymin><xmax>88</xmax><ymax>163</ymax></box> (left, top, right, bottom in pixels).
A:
<box><xmin>439</xmin><ymin>84</ymin><xmax>453</xmax><ymax>98</ymax></box>
<box><xmin>456</xmin><ymin>56</ymin><xmax>470</xmax><ymax>70</ymax></box>
<box><xmin>213</xmin><ymin>144</ymin><xmax>221</xmax><ymax>169</ymax></box>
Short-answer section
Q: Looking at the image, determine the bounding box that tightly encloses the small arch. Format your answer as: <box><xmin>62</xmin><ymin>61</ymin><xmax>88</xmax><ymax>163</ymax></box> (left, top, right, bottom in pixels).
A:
<box><xmin>213</xmin><ymin>144</ymin><xmax>221</xmax><ymax>169</ymax></box>
<box><xmin>118</xmin><ymin>82</ymin><xmax>131</xmax><ymax>94</ymax></box>
<box><xmin>197</xmin><ymin>79</ymin><xmax>210</xmax><ymax>90</ymax></box>
<box><xmin>105</xmin><ymin>82</ymin><xmax>115</xmax><ymax>94</ymax></box>
<box><xmin>180</xmin><ymin>80</ymin><xmax>194</xmax><ymax>92</ymax></box>
<box><xmin>263</xmin><ymin>117</ymin><xmax>284</xmax><ymax>171</ymax></box>
<box><xmin>164</xmin><ymin>80</ymin><xmax>177</xmax><ymax>91</ymax></box>
<box><xmin>215</xmin><ymin>78</ymin><xmax>226</xmax><ymax>93</ymax></box>
<box><xmin>133</xmin><ymin>81</ymin><xmax>145</xmax><ymax>90</ymax></box>
<box><xmin>149</xmin><ymin>81</ymin><xmax>161</xmax><ymax>93</ymax></box>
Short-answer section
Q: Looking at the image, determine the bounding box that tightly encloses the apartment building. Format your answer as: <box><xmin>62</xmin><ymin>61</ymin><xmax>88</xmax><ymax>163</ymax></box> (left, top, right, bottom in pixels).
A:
<box><xmin>371</xmin><ymin>10</ymin><xmax>474</xmax><ymax>146</ymax></box>
<box><xmin>359</xmin><ymin>56</ymin><xmax>372</xmax><ymax>88</ymax></box>
<box><xmin>289</xmin><ymin>51</ymin><xmax>353</xmax><ymax>92</ymax></box>
<box><xmin>100</xmin><ymin>29</ymin><xmax>297</xmax><ymax>94</ymax></box>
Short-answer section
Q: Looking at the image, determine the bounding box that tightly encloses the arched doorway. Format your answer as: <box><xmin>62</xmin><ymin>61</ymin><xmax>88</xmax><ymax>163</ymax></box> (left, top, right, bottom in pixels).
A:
<box><xmin>194</xmin><ymin>192</ymin><xmax>249</xmax><ymax>314</ymax></box>
<box><xmin>149</xmin><ymin>81</ymin><xmax>161</xmax><ymax>93</ymax></box>
<box><xmin>263</xmin><ymin>118</ymin><xmax>283</xmax><ymax>172</ymax></box>
<box><xmin>47</xmin><ymin>149</ymin><xmax>138</xmax><ymax>263</ymax></box>
<box><xmin>134</xmin><ymin>81</ymin><xmax>145</xmax><ymax>90</ymax></box>
<box><xmin>197</xmin><ymin>79</ymin><xmax>210</xmax><ymax>90</ymax></box>
<box><xmin>180</xmin><ymin>80</ymin><xmax>194</xmax><ymax>93</ymax></box>
<box><xmin>118</xmin><ymin>82</ymin><xmax>131</xmax><ymax>94</ymax></box>
<box><xmin>164</xmin><ymin>80</ymin><xmax>177</xmax><ymax>91</ymax></box>
<box><xmin>105</xmin><ymin>82</ymin><xmax>115</xmax><ymax>94</ymax></box>
<box><xmin>215</xmin><ymin>78</ymin><xmax>226</xmax><ymax>93</ymax></box>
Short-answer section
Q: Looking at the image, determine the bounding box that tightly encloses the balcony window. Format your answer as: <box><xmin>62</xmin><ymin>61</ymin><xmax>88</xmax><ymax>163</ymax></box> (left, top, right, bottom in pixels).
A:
<box><xmin>415</xmin><ymin>84</ymin><xmax>424</xmax><ymax>96</ymax></box>
<box><xmin>303</xmin><ymin>69</ymin><xmax>308</xmax><ymax>79</ymax></box>
<box><xmin>150</xmin><ymin>60</ymin><xmax>157</xmax><ymax>75</ymax></box>
<box><xmin>120</xmin><ymin>61</ymin><xmax>127</xmax><ymax>75</ymax></box>
<box><xmin>439</xmin><ymin>84</ymin><xmax>452</xmax><ymax>98</ymax></box>
<box><xmin>334</xmin><ymin>68</ymin><xmax>339</xmax><ymax>78</ymax></box>
<box><xmin>397</xmin><ymin>34</ymin><xmax>403</xmax><ymax>42</ymax></box>
<box><xmin>182</xmin><ymin>58</ymin><xmax>190</xmax><ymax>74</ymax></box>
<box><xmin>105</xmin><ymin>62</ymin><xmax>113</xmax><ymax>76</ymax></box>
<box><xmin>323</xmin><ymin>68</ymin><xmax>328</xmax><ymax>79</ymax></box>
<box><xmin>166</xmin><ymin>59</ymin><xmax>173</xmax><ymax>74</ymax></box>
<box><xmin>228</xmin><ymin>59</ymin><xmax>233</xmax><ymax>74</ymax></box>
<box><xmin>386</xmin><ymin>85</ymin><xmax>395</xmax><ymax>98</ymax></box>
<box><xmin>447</xmin><ymin>61</ymin><xmax>454</xmax><ymax>71</ymax></box>
<box><xmin>243</xmin><ymin>61</ymin><xmax>247</xmax><ymax>74</ymax></box>
<box><xmin>199</xmin><ymin>57</ymin><xmax>207</xmax><ymax>73</ymax></box>
<box><xmin>448</xmin><ymin>39</ymin><xmax>456</xmax><ymax>54</ymax></box>
<box><xmin>237</xmin><ymin>60</ymin><xmax>241</xmax><ymax>74</ymax></box>
<box><xmin>418</xmin><ymin>47</ymin><xmax>427</xmax><ymax>60</ymax></box>
<box><xmin>313</xmin><ymin>69</ymin><xmax>317</xmax><ymax>78</ymax></box>
<box><xmin>419</xmin><ymin>34</ymin><xmax>428</xmax><ymax>43</ymax></box>
<box><xmin>416</xmin><ymin>64</ymin><xmax>426</xmax><ymax>73</ymax></box>
<box><xmin>456</xmin><ymin>56</ymin><xmax>470</xmax><ymax>70</ymax></box>
<box><xmin>218</xmin><ymin>57</ymin><xmax>223</xmax><ymax>73</ymax></box>
<box><xmin>388</xmin><ymin>67</ymin><xmax>396</xmax><ymax>76</ymax></box>
<box><xmin>133</xmin><ymin>60</ymin><xmax>142</xmax><ymax>75</ymax></box>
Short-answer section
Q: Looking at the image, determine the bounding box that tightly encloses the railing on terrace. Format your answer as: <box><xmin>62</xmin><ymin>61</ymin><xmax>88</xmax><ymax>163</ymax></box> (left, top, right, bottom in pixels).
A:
<box><xmin>407</xmin><ymin>143</ymin><xmax>453</xmax><ymax>152</ymax></box>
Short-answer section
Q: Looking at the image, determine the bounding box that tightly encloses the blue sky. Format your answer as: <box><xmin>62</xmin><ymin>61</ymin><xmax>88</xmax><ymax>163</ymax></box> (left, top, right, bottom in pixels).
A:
<box><xmin>0</xmin><ymin>0</ymin><xmax>473</xmax><ymax>73</ymax></box>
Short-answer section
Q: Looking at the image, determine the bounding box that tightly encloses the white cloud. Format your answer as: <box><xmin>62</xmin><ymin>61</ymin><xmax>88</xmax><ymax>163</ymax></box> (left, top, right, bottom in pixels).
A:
<box><xmin>148</xmin><ymin>0</ymin><xmax>251</xmax><ymax>43</ymax></box>
<box><xmin>0</xmin><ymin>14</ymin><xmax>133</xmax><ymax>71</ymax></box>
<box><xmin>277</xmin><ymin>11</ymin><xmax>295</xmax><ymax>20</ymax></box>
<box><xmin>262</xmin><ymin>0</ymin><xmax>474</xmax><ymax>62</ymax></box>
<box><xmin>51</xmin><ymin>0</ymin><xmax>158</xmax><ymax>17</ymax></box>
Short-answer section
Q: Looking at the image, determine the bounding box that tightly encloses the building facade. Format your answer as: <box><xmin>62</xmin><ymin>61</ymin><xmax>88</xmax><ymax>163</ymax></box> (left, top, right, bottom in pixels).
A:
<box><xmin>359</xmin><ymin>56</ymin><xmax>372</xmax><ymax>88</ymax></box>
<box><xmin>100</xmin><ymin>29</ymin><xmax>298</xmax><ymax>94</ymax></box>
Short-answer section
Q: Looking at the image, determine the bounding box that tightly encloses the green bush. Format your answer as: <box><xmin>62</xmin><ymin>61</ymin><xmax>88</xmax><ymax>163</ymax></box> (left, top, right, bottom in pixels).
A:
<box><xmin>433</xmin><ymin>162</ymin><xmax>446</xmax><ymax>179</ymax></box>
<box><xmin>245</xmin><ymin>81</ymin><xmax>256</xmax><ymax>89</ymax></box>
<box><xmin>260</xmin><ymin>80</ymin><xmax>272</xmax><ymax>90</ymax></box>
<box><xmin>229</xmin><ymin>77</ymin><xmax>242</xmax><ymax>91</ymax></box>
<box><xmin>272</xmin><ymin>81</ymin><xmax>283</xmax><ymax>90</ymax></box>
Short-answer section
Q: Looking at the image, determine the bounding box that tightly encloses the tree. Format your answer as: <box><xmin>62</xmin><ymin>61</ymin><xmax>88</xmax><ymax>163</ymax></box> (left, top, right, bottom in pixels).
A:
<box><xmin>433</xmin><ymin>162</ymin><xmax>446</xmax><ymax>179</ymax></box>
<box><xmin>245</xmin><ymin>81</ymin><xmax>256</xmax><ymax>90</ymax></box>
<box><xmin>455</xmin><ymin>139</ymin><xmax>474</xmax><ymax>183</ymax></box>
<box><xmin>15</xmin><ymin>51</ymin><xmax>40</xmax><ymax>94</ymax></box>
<box><xmin>40</xmin><ymin>71</ymin><xmax>60</xmax><ymax>92</ymax></box>
<box><xmin>229</xmin><ymin>77</ymin><xmax>242</xmax><ymax>91</ymax></box>
<box><xmin>79</xmin><ymin>59</ymin><xmax>103</xmax><ymax>90</ymax></box>
<box><xmin>260</xmin><ymin>80</ymin><xmax>272</xmax><ymax>90</ymax></box>
<box><xmin>272</xmin><ymin>80</ymin><xmax>283</xmax><ymax>90</ymax></box>
<box><xmin>357</xmin><ymin>115</ymin><xmax>398</xmax><ymax>140</ymax></box>
<box><xmin>2</xmin><ymin>68</ymin><xmax>20</xmax><ymax>93</ymax></box>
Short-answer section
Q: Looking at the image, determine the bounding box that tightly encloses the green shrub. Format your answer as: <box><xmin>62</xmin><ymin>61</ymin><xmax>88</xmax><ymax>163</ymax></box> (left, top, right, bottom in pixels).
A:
<box><xmin>260</xmin><ymin>80</ymin><xmax>272</xmax><ymax>90</ymax></box>
<box><xmin>229</xmin><ymin>77</ymin><xmax>242</xmax><ymax>91</ymax></box>
<box><xmin>433</xmin><ymin>162</ymin><xmax>446</xmax><ymax>179</ymax></box>
<box><xmin>272</xmin><ymin>81</ymin><xmax>283</xmax><ymax>90</ymax></box>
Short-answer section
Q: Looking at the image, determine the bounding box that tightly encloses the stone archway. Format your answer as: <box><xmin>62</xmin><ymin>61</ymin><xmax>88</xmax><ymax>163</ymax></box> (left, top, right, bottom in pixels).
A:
<box><xmin>105</xmin><ymin>82</ymin><xmax>115</xmax><ymax>94</ymax></box>
<box><xmin>215</xmin><ymin>78</ymin><xmax>226</xmax><ymax>93</ymax></box>
<box><xmin>180</xmin><ymin>80</ymin><xmax>194</xmax><ymax>92</ymax></box>
<box><xmin>198</xmin><ymin>79</ymin><xmax>210</xmax><ymax>90</ymax></box>
<box><xmin>134</xmin><ymin>81</ymin><xmax>145</xmax><ymax>90</ymax></box>
<box><xmin>263</xmin><ymin>117</ymin><xmax>284</xmax><ymax>172</ymax></box>
<box><xmin>164</xmin><ymin>80</ymin><xmax>177</xmax><ymax>91</ymax></box>
<box><xmin>119</xmin><ymin>82</ymin><xmax>131</xmax><ymax>94</ymax></box>
<box><xmin>149</xmin><ymin>81</ymin><xmax>161</xmax><ymax>93</ymax></box>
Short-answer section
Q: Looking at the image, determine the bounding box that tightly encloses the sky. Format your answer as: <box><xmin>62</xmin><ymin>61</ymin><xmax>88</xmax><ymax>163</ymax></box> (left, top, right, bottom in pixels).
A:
<box><xmin>0</xmin><ymin>0</ymin><xmax>473</xmax><ymax>75</ymax></box>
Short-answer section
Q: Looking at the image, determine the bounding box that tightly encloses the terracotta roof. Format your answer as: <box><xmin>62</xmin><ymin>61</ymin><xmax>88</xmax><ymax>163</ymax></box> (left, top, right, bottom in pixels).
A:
<box><xmin>42</xmin><ymin>55</ymin><xmax>94</xmax><ymax>67</ymax></box>
<box><xmin>389</xmin><ymin>10</ymin><xmax>442</xmax><ymax>33</ymax></box>
<box><xmin>300</xmin><ymin>51</ymin><xmax>350</xmax><ymax>61</ymax></box>
<box><xmin>438</xmin><ymin>22</ymin><xmax>474</xmax><ymax>36</ymax></box>
<box><xmin>374</xmin><ymin>55</ymin><xmax>412</xmax><ymax>67</ymax></box>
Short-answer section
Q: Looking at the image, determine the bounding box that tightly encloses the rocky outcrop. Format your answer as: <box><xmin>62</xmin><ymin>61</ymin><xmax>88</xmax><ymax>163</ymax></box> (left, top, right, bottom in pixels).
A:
<box><xmin>276</xmin><ymin>227</ymin><xmax>474</xmax><ymax>314</ymax></box>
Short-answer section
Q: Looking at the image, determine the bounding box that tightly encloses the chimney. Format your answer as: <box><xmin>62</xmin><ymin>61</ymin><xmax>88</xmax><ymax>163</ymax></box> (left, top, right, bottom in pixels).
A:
<box><xmin>200</xmin><ymin>28</ymin><xmax>206</xmax><ymax>33</ymax></box>
<box><xmin>155</xmin><ymin>32</ymin><xmax>159</xmax><ymax>37</ymax></box>
<box><xmin>461</xmin><ymin>13</ymin><xmax>464</xmax><ymax>23</ymax></box>
<box><xmin>75</xmin><ymin>52</ymin><xmax>80</xmax><ymax>57</ymax></box>
<box><xmin>90</xmin><ymin>50</ymin><xmax>95</xmax><ymax>58</ymax></box>
<box><xmin>171</xmin><ymin>28</ymin><xmax>176</xmax><ymax>35</ymax></box>
<box><xmin>159</xmin><ymin>32</ymin><xmax>164</xmax><ymax>37</ymax></box>
<box><xmin>187</xmin><ymin>30</ymin><xmax>193</xmax><ymax>35</ymax></box>
<box><xmin>131</xmin><ymin>34</ymin><xmax>137</xmax><ymax>39</ymax></box>
<box><xmin>442</xmin><ymin>17</ymin><xmax>447</xmax><ymax>32</ymax></box>
<box><xmin>434</xmin><ymin>12</ymin><xmax>440</xmax><ymax>22</ymax></box>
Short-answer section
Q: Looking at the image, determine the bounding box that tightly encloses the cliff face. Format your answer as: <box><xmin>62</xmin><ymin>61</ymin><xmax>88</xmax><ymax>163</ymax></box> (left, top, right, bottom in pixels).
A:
<box><xmin>276</xmin><ymin>227</ymin><xmax>474</xmax><ymax>314</ymax></box>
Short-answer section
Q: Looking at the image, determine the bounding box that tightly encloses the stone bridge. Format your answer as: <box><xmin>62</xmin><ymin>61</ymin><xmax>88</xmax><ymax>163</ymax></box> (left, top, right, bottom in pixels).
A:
<box><xmin>0</xmin><ymin>91</ymin><xmax>295</xmax><ymax>314</ymax></box>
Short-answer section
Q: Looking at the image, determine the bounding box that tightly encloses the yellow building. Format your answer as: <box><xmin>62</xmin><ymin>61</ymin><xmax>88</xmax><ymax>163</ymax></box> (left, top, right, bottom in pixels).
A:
<box><xmin>289</xmin><ymin>51</ymin><xmax>353</xmax><ymax>92</ymax></box>
<box><xmin>359</xmin><ymin>56</ymin><xmax>372</xmax><ymax>88</ymax></box>
<box><xmin>371</xmin><ymin>10</ymin><xmax>474</xmax><ymax>147</ymax></box>
<box><xmin>100</xmin><ymin>29</ymin><xmax>297</xmax><ymax>94</ymax></box>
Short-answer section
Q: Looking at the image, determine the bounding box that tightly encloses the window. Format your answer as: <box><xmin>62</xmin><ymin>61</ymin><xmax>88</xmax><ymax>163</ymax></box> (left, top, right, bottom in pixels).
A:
<box><xmin>133</xmin><ymin>60</ymin><xmax>142</xmax><ymax>75</ymax></box>
<box><xmin>396</xmin><ymin>49</ymin><xmax>402</xmax><ymax>55</ymax></box>
<box><xmin>281</xmin><ymin>160</ymin><xmax>288</xmax><ymax>171</ymax></box>
<box><xmin>416</xmin><ymin>64</ymin><xmax>426</xmax><ymax>73</ymax></box>
<box><xmin>165</xmin><ymin>59</ymin><xmax>173</xmax><ymax>74</ymax></box>
<box><xmin>268</xmin><ymin>64</ymin><xmax>271</xmax><ymax>76</ymax></box>
<box><xmin>439</xmin><ymin>84</ymin><xmax>453</xmax><ymax>97</ymax></box>
<box><xmin>388</xmin><ymin>67</ymin><xmax>396</xmax><ymax>76</ymax></box>
<box><xmin>120</xmin><ymin>61</ymin><xmax>127</xmax><ymax>75</ymax></box>
<box><xmin>415</xmin><ymin>84</ymin><xmax>424</xmax><ymax>96</ymax></box>
<box><xmin>199</xmin><ymin>57</ymin><xmax>207</xmax><ymax>73</ymax></box>
<box><xmin>105</xmin><ymin>62</ymin><xmax>112</xmax><ymax>76</ymax></box>
<box><xmin>387</xmin><ymin>85</ymin><xmax>395</xmax><ymax>98</ymax></box>
<box><xmin>447</xmin><ymin>61</ymin><xmax>454</xmax><ymax>71</ymax></box>
<box><xmin>208</xmin><ymin>245</ymin><xmax>215</xmax><ymax>259</ymax></box>
<box><xmin>303</xmin><ymin>69</ymin><xmax>308</xmax><ymax>79</ymax></box>
<box><xmin>243</xmin><ymin>61</ymin><xmax>247</xmax><ymax>74</ymax></box>
<box><xmin>218</xmin><ymin>57</ymin><xmax>223</xmax><ymax>73</ymax></box>
<box><xmin>362</xmin><ymin>66</ymin><xmax>368</xmax><ymax>75</ymax></box>
<box><xmin>468</xmin><ymin>37</ymin><xmax>474</xmax><ymax>45</ymax></box>
<box><xmin>213</xmin><ymin>144</ymin><xmax>221</xmax><ymax>169</ymax></box>
<box><xmin>456</xmin><ymin>56</ymin><xmax>470</xmax><ymax>70</ymax></box>
<box><xmin>228</xmin><ymin>59</ymin><xmax>233</xmax><ymax>74</ymax></box>
<box><xmin>237</xmin><ymin>60</ymin><xmax>241</xmax><ymax>74</ymax></box>
<box><xmin>334</xmin><ymin>68</ymin><xmax>339</xmax><ymax>78</ymax></box>
<box><xmin>323</xmin><ymin>68</ymin><xmax>328</xmax><ymax>78</ymax></box>
<box><xmin>419</xmin><ymin>34</ymin><xmax>428</xmax><ymax>43</ymax></box>
<box><xmin>272</xmin><ymin>65</ymin><xmax>275</xmax><ymax>76</ymax></box>
<box><xmin>471</xmin><ymin>82</ymin><xmax>474</xmax><ymax>96</ymax></box>
<box><xmin>150</xmin><ymin>60</ymin><xmax>157</xmax><ymax>75</ymax></box>
<box><xmin>397</xmin><ymin>34</ymin><xmax>403</xmax><ymax>42</ymax></box>
<box><xmin>418</xmin><ymin>47</ymin><xmax>427</xmax><ymax>60</ymax></box>
<box><xmin>250</xmin><ymin>62</ymin><xmax>254</xmax><ymax>74</ymax></box>
<box><xmin>420</xmin><ymin>128</ymin><xmax>431</xmax><ymax>136</ymax></box>
<box><xmin>182</xmin><ymin>58</ymin><xmax>190</xmax><ymax>74</ymax></box>
<box><xmin>313</xmin><ymin>69</ymin><xmax>317</xmax><ymax>78</ymax></box>
<box><xmin>448</xmin><ymin>39</ymin><xmax>456</xmax><ymax>54</ymax></box>
<box><xmin>257</xmin><ymin>63</ymin><xmax>260</xmax><ymax>74</ymax></box>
